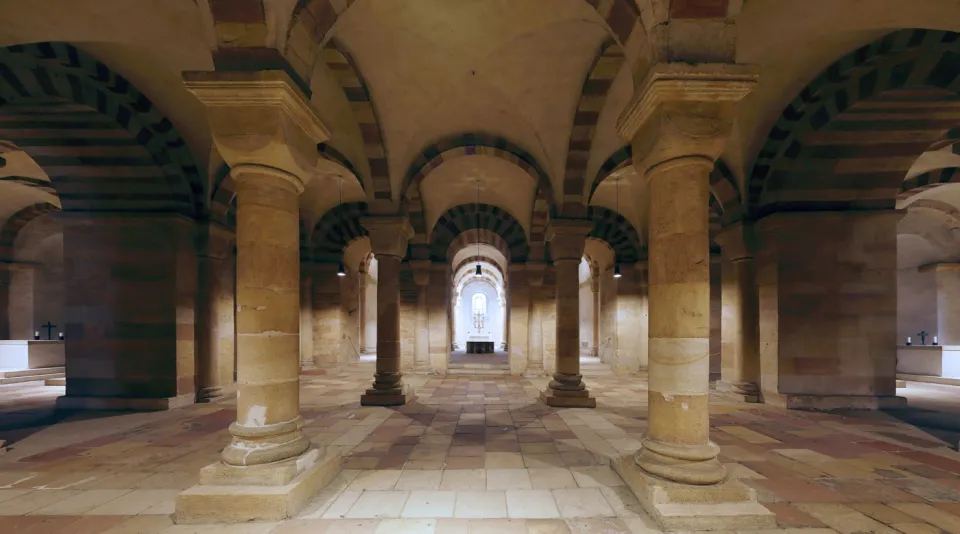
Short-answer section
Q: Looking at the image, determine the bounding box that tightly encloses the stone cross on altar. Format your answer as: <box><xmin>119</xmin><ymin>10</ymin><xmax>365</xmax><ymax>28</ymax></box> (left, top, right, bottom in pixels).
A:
<box><xmin>41</xmin><ymin>321</ymin><xmax>57</xmax><ymax>341</ymax></box>
<box><xmin>917</xmin><ymin>331</ymin><xmax>929</xmax><ymax>346</ymax></box>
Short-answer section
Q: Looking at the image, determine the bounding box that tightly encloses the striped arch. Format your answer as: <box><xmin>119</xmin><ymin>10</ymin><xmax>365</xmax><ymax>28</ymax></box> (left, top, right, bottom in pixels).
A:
<box><xmin>311</xmin><ymin>202</ymin><xmax>369</xmax><ymax>262</ymax></box>
<box><xmin>563</xmin><ymin>40</ymin><xmax>625</xmax><ymax>212</ymax></box>
<box><xmin>403</xmin><ymin>133</ymin><xmax>555</xmax><ymax>246</ymax></box>
<box><xmin>321</xmin><ymin>43</ymin><xmax>390</xmax><ymax>201</ymax></box>
<box><xmin>590</xmin><ymin>146</ymin><xmax>744</xmax><ymax>228</ymax></box>
<box><xmin>0</xmin><ymin>202</ymin><xmax>59</xmax><ymax>260</ymax></box>
<box><xmin>908</xmin><ymin>199</ymin><xmax>960</xmax><ymax>223</ymax></box>
<box><xmin>430</xmin><ymin>204</ymin><xmax>529</xmax><ymax>263</ymax></box>
<box><xmin>446</xmin><ymin>230</ymin><xmax>512</xmax><ymax>268</ymax></box>
<box><xmin>899</xmin><ymin>168</ymin><xmax>960</xmax><ymax>200</ymax></box>
<box><xmin>748</xmin><ymin>29</ymin><xmax>960</xmax><ymax>218</ymax></box>
<box><xmin>586</xmin><ymin>206</ymin><xmax>642</xmax><ymax>263</ymax></box>
<box><xmin>0</xmin><ymin>43</ymin><xmax>202</xmax><ymax>215</ymax></box>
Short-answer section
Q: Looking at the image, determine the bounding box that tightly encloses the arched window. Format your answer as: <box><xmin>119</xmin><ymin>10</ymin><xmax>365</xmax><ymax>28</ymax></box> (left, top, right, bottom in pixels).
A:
<box><xmin>472</xmin><ymin>292</ymin><xmax>486</xmax><ymax>316</ymax></box>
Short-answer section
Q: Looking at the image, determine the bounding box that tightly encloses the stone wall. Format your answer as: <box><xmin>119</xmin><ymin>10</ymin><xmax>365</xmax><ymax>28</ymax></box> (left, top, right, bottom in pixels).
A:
<box><xmin>399</xmin><ymin>266</ymin><xmax>417</xmax><ymax>371</ymax></box>
<box><xmin>614</xmin><ymin>263</ymin><xmax>647</xmax><ymax>373</ymax></box>
<box><xmin>312</xmin><ymin>264</ymin><xmax>343</xmax><ymax>369</ymax></box>
<box><xmin>60</xmin><ymin>213</ymin><xmax>196</xmax><ymax>403</ymax></box>
<box><xmin>508</xmin><ymin>267</ymin><xmax>529</xmax><ymax>375</ymax></box>
<box><xmin>426</xmin><ymin>265</ymin><xmax>449</xmax><ymax>373</ymax></box>
<box><xmin>757</xmin><ymin>211</ymin><xmax>901</xmax><ymax>405</ymax></box>
<box><xmin>898</xmin><ymin>267</ymin><xmax>936</xmax><ymax>345</ymax></box>
<box><xmin>216</xmin><ymin>249</ymin><xmax>236</xmax><ymax>384</ymax></box>
<box><xmin>710</xmin><ymin>256</ymin><xmax>722</xmax><ymax>379</ymax></box>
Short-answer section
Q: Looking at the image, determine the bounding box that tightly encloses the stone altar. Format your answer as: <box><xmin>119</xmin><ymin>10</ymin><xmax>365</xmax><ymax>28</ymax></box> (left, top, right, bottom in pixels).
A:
<box><xmin>897</xmin><ymin>345</ymin><xmax>960</xmax><ymax>378</ymax></box>
<box><xmin>0</xmin><ymin>340</ymin><xmax>65</xmax><ymax>370</ymax></box>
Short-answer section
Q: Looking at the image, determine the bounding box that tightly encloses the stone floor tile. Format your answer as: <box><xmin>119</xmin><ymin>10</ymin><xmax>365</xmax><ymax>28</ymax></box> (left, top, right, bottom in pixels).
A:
<box><xmin>848</xmin><ymin>502</ymin><xmax>918</xmax><ymax>525</ymax></box>
<box><xmin>486</xmin><ymin>452</ymin><xmax>526</xmax><ymax>469</ymax></box>
<box><xmin>564</xmin><ymin>517</ymin><xmax>632</xmax><ymax>533</ymax></box>
<box><xmin>0</xmin><ymin>488</ymin><xmax>32</xmax><ymax>504</ymax></box>
<box><xmin>322</xmin><ymin>490</ymin><xmax>364</xmax><ymax>519</ymax></box>
<box><xmin>793</xmin><ymin>503</ymin><xmax>899</xmax><ymax>534</ymax></box>
<box><xmin>762</xmin><ymin>502</ymin><xmax>827</xmax><ymax>527</ymax></box>
<box><xmin>401</xmin><ymin>490</ymin><xmax>456</xmax><ymax>518</ymax></box>
<box><xmin>324</xmin><ymin>519</ymin><xmax>382</xmax><ymax>534</ymax></box>
<box><xmin>528</xmin><ymin>468</ymin><xmax>577</xmax><ymax>490</ymax></box>
<box><xmin>889</xmin><ymin>523</ymin><xmax>947</xmax><ymax>534</ymax></box>
<box><xmin>505</xmin><ymin>489</ymin><xmax>559</xmax><ymax>519</ymax></box>
<box><xmin>342</xmin><ymin>470</ymin><xmax>399</xmax><ymax>491</ymax></box>
<box><xmin>552</xmin><ymin>488</ymin><xmax>615</xmax><ymax>518</ymax></box>
<box><xmin>434</xmin><ymin>518</ymin><xmax>470</xmax><ymax>534</ymax></box>
<box><xmin>344</xmin><ymin>491</ymin><xmax>411</xmax><ymax>519</ymax></box>
<box><xmin>440</xmin><ymin>469</ymin><xmax>486</xmax><ymax>490</ymax></box>
<box><xmin>467</xmin><ymin>518</ymin><xmax>528</xmax><ymax>533</ymax></box>
<box><xmin>84</xmin><ymin>489</ymin><xmax>179</xmax><ymax>516</ymax></box>
<box><xmin>30</xmin><ymin>489</ymin><xmax>130</xmax><ymax>515</ymax></box>
<box><xmin>395</xmin><ymin>470</ymin><xmax>443</xmax><ymax>490</ymax></box>
<box><xmin>597</xmin><ymin>486</ymin><xmax>646</xmax><ymax>518</ymax></box>
<box><xmin>453</xmin><ymin>490</ymin><xmax>507</xmax><ymax>518</ymax></box>
<box><xmin>374</xmin><ymin>518</ymin><xmax>437</xmax><ymax>534</ymax></box>
<box><xmin>486</xmin><ymin>469</ymin><xmax>532</xmax><ymax>490</ymax></box>
<box><xmin>524</xmin><ymin>454</ymin><xmax>565</xmax><ymax>469</ymax></box>
<box><xmin>525</xmin><ymin>518</ymin><xmax>573</xmax><ymax>533</ymax></box>
<box><xmin>0</xmin><ymin>489</ymin><xmax>80</xmax><ymax>515</ymax></box>
<box><xmin>570</xmin><ymin>466</ymin><xmax>624</xmax><ymax>488</ymax></box>
<box><xmin>100</xmin><ymin>513</ymin><xmax>174</xmax><ymax>534</ymax></box>
<box><xmin>889</xmin><ymin>502</ymin><xmax>960</xmax><ymax>533</ymax></box>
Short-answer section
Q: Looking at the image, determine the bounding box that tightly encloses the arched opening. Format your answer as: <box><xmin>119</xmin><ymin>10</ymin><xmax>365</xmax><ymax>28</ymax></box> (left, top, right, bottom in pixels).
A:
<box><xmin>361</xmin><ymin>254</ymin><xmax>378</xmax><ymax>359</ymax></box>
<box><xmin>449</xmin><ymin>254</ymin><xmax>509</xmax><ymax>371</ymax></box>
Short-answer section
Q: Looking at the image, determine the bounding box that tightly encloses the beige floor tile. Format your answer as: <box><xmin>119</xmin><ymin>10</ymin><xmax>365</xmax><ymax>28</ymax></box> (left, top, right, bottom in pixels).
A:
<box><xmin>453</xmin><ymin>491</ymin><xmax>507</xmax><ymax>519</ymax></box>
<box><xmin>622</xmin><ymin>515</ymin><xmax>662</xmax><ymax>533</ymax></box>
<box><xmin>374</xmin><ymin>518</ymin><xmax>437</xmax><ymax>534</ymax></box>
<box><xmin>525</xmin><ymin>518</ymin><xmax>574</xmax><ymax>534</ymax></box>
<box><xmin>505</xmin><ymin>489</ymin><xmax>559</xmax><ymax>519</ymax></box>
<box><xmin>325</xmin><ymin>519</ymin><xmax>383</xmax><ymax>534</ymax></box>
<box><xmin>101</xmin><ymin>514</ymin><xmax>174</xmax><ymax>534</ymax></box>
<box><xmin>346</xmin><ymin>491</ymin><xmax>410</xmax><ymax>519</ymax></box>
<box><xmin>848</xmin><ymin>502</ymin><xmax>917</xmax><ymax>524</ymax></box>
<box><xmin>890</xmin><ymin>502</ymin><xmax>960</xmax><ymax>533</ymax></box>
<box><xmin>552</xmin><ymin>488</ymin><xmax>615</xmax><ymax>518</ymax></box>
<box><xmin>467</xmin><ymin>518</ymin><xmax>528</xmax><ymax>534</ymax></box>
<box><xmin>794</xmin><ymin>503</ymin><xmax>899</xmax><ymax>534</ymax></box>
<box><xmin>434</xmin><ymin>518</ymin><xmax>470</xmax><ymax>534</ymax></box>
<box><xmin>86</xmin><ymin>489</ymin><xmax>180</xmax><ymax>515</ymax></box>
<box><xmin>30</xmin><ymin>489</ymin><xmax>130</xmax><ymax>515</ymax></box>
<box><xmin>523</xmin><ymin>454</ymin><xmax>565</xmax><ymax>469</ymax></box>
<box><xmin>401</xmin><ymin>490</ymin><xmax>457</xmax><ymax>518</ymax></box>
<box><xmin>0</xmin><ymin>489</ymin><xmax>80</xmax><ymax>515</ymax></box>
<box><xmin>0</xmin><ymin>489</ymin><xmax>32</xmax><ymax>504</ymax></box>
<box><xmin>323</xmin><ymin>491</ymin><xmax>364</xmax><ymax>519</ymax></box>
<box><xmin>598</xmin><ymin>486</ymin><xmax>646</xmax><ymax>518</ymax></box>
<box><xmin>528</xmin><ymin>468</ymin><xmax>577</xmax><ymax>490</ymax></box>
<box><xmin>347</xmin><ymin>470</ymin><xmax>404</xmax><ymax>491</ymax></box>
<box><xmin>440</xmin><ymin>469</ymin><xmax>486</xmax><ymax>490</ymax></box>
<box><xmin>570</xmin><ymin>466</ymin><xmax>624</xmax><ymax>488</ymax></box>
<box><xmin>485</xmin><ymin>452</ymin><xmax>525</xmax><ymax>469</ymax></box>
<box><xmin>486</xmin><ymin>469</ymin><xmax>531</xmax><ymax>490</ymax></box>
<box><xmin>395</xmin><ymin>470</ymin><xmax>442</xmax><ymax>490</ymax></box>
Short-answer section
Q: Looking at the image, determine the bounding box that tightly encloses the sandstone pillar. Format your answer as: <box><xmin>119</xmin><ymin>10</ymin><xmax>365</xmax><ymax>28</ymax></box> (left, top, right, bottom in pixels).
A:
<box><xmin>923</xmin><ymin>263</ymin><xmax>960</xmax><ymax>378</ymax></box>
<box><xmin>591</xmin><ymin>276</ymin><xmax>600</xmax><ymax>356</ymax></box>
<box><xmin>360</xmin><ymin>216</ymin><xmax>415</xmax><ymax>405</ymax></box>
<box><xmin>300</xmin><ymin>267</ymin><xmax>315</xmax><ymax>370</ymax></box>
<box><xmin>196</xmin><ymin>222</ymin><xmax>234</xmax><ymax>401</ymax></box>
<box><xmin>715</xmin><ymin>222</ymin><xmax>760</xmax><ymax>403</ymax></box>
<box><xmin>0</xmin><ymin>262</ymin><xmax>37</xmax><ymax>340</ymax></box>
<box><xmin>610</xmin><ymin>63</ymin><xmax>772</xmax><ymax>531</ymax></box>
<box><xmin>756</xmin><ymin>211</ymin><xmax>904</xmax><ymax>410</ymax></box>
<box><xmin>410</xmin><ymin>260</ymin><xmax>431</xmax><ymax>372</ymax></box>
<box><xmin>525</xmin><ymin>263</ymin><xmax>546</xmax><ymax>375</ymax></box>
<box><xmin>541</xmin><ymin>219</ymin><xmax>595</xmax><ymax>408</ymax></box>
<box><xmin>177</xmin><ymin>71</ymin><xmax>339</xmax><ymax>523</ymax></box>
<box><xmin>312</xmin><ymin>263</ymin><xmax>344</xmax><ymax>369</ymax></box>
<box><xmin>508</xmin><ymin>265</ymin><xmax>530</xmax><ymax>375</ymax></box>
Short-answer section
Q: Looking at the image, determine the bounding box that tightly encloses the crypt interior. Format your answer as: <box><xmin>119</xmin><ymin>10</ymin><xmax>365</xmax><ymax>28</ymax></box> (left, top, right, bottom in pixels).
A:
<box><xmin>2</xmin><ymin>1</ymin><xmax>960</xmax><ymax>533</ymax></box>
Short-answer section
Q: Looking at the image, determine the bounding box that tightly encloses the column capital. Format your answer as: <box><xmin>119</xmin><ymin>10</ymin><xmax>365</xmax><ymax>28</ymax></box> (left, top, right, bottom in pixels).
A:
<box><xmin>715</xmin><ymin>222</ymin><xmax>756</xmax><ymax>263</ymax></box>
<box><xmin>919</xmin><ymin>262</ymin><xmax>960</xmax><ymax>273</ymax></box>
<box><xmin>184</xmin><ymin>70</ymin><xmax>329</xmax><ymax>183</ymax></box>
<box><xmin>409</xmin><ymin>260</ymin><xmax>432</xmax><ymax>286</ymax></box>
<box><xmin>361</xmin><ymin>216</ymin><xmax>413</xmax><ymax>258</ymax></box>
<box><xmin>616</xmin><ymin>63</ymin><xmax>758</xmax><ymax>170</ymax></box>
<box><xmin>546</xmin><ymin>219</ymin><xmax>593</xmax><ymax>262</ymax></box>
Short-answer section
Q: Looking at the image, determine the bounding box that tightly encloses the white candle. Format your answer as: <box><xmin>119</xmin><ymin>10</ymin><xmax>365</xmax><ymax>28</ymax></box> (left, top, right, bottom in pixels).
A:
<box><xmin>907</xmin><ymin>336</ymin><xmax>912</xmax><ymax>344</ymax></box>
<box><xmin>934</xmin><ymin>336</ymin><xmax>938</xmax><ymax>345</ymax></box>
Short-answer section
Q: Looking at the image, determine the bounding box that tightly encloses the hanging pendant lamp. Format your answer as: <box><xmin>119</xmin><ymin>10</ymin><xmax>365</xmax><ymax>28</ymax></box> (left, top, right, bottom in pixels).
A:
<box><xmin>337</xmin><ymin>174</ymin><xmax>346</xmax><ymax>277</ymax></box>
<box><xmin>613</xmin><ymin>175</ymin><xmax>622</xmax><ymax>278</ymax></box>
<box><xmin>475</xmin><ymin>179</ymin><xmax>482</xmax><ymax>276</ymax></box>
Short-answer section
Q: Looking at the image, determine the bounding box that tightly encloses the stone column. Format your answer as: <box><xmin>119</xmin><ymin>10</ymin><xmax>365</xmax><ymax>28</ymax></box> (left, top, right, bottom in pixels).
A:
<box><xmin>591</xmin><ymin>276</ymin><xmax>600</xmax><ymax>357</ymax></box>
<box><xmin>410</xmin><ymin>260</ymin><xmax>431</xmax><ymax>372</ymax></box>
<box><xmin>610</xmin><ymin>64</ymin><xmax>772</xmax><ymax>531</ymax></box>
<box><xmin>178</xmin><ymin>70</ymin><xmax>339</xmax><ymax>523</ymax></box>
<box><xmin>715</xmin><ymin>222</ymin><xmax>760</xmax><ymax>403</ymax></box>
<box><xmin>541</xmin><ymin>219</ymin><xmax>595</xmax><ymax>408</ymax></box>
<box><xmin>924</xmin><ymin>263</ymin><xmax>960</xmax><ymax>378</ymax></box>
<box><xmin>358</xmin><ymin>274</ymin><xmax>367</xmax><ymax>352</ymax></box>
<box><xmin>360</xmin><ymin>216</ymin><xmax>415</xmax><ymax>406</ymax></box>
<box><xmin>196</xmin><ymin>222</ymin><xmax>234</xmax><ymax>402</ymax></box>
<box><xmin>0</xmin><ymin>262</ymin><xmax>36</xmax><ymax>340</ymax></box>
<box><xmin>300</xmin><ymin>266</ymin><xmax>315</xmax><ymax>370</ymax></box>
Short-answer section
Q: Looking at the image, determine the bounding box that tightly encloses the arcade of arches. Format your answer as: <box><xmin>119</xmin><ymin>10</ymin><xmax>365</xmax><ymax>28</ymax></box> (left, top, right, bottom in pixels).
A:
<box><xmin>2</xmin><ymin>1</ymin><xmax>960</xmax><ymax>532</ymax></box>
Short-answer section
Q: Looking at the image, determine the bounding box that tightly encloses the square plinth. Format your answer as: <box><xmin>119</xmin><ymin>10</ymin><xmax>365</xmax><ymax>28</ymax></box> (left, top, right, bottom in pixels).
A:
<box><xmin>540</xmin><ymin>388</ymin><xmax>596</xmax><ymax>408</ymax></box>
<box><xmin>612</xmin><ymin>455</ymin><xmax>775</xmax><ymax>532</ymax></box>
<box><xmin>175</xmin><ymin>447</ymin><xmax>341</xmax><ymax>523</ymax></box>
<box><xmin>361</xmin><ymin>385</ymin><xmax>416</xmax><ymax>406</ymax></box>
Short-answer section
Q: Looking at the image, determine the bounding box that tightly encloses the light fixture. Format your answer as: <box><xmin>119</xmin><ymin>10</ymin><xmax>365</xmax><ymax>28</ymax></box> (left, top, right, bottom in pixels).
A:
<box><xmin>336</xmin><ymin>173</ymin><xmax>346</xmax><ymax>277</ymax></box>
<box><xmin>613</xmin><ymin>174</ymin><xmax>621</xmax><ymax>278</ymax></box>
<box><xmin>475</xmin><ymin>179</ymin><xmax>481</xmax><ymax>277</ymax></box>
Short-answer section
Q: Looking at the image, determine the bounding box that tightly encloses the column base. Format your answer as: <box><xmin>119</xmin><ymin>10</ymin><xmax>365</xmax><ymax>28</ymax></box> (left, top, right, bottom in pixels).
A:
<box><xmin>361</xmin><ymin>384</ymin><xmax>416</xmax><ymax>406</ymax></box>
<box><xmin>56</xmin><ymin>392</ymin><xmax>195</xmax><ymax>411</ymax></box>
<box><xmin>612</xmin><ymin>455</ymin><xmax>775</xmax><ymax>532</ymax></box>
<box><xmin>175</xmin><ymin>446</ymin><xmax>340</xmax><ymax>523</ymax></box>
<box><xmin>715</xmin><ymin>381</ymin><xmax>760</xmax><ymax>403</ymax></box>
<box><xmin>764</xmin><ymin>393</ymin><xmax>907</xmax><ymax>411</ymax></box>
<box><xmin>539</xmin><ymin>388</ymin><xmax>596</xmax><ymax>408</ymax></box>
<box><xmin>197</xmin><ymin>384</ymin><xmax>236</xmax><ymax>403</ymax></box>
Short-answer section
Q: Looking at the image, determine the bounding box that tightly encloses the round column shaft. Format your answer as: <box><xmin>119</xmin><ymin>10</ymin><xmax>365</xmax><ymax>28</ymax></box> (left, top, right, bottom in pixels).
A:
<box><xmin>370</xmin><ymin>254</ymin><xmax>403</xmax><ymax>392</ymax></box>
<box><xmin>221</xmin><ymin>166</ymin><xmax>308</xmax><ymax>467</ymax></box>
<box><xmin>639</xmin><ymin>156</ymin><xmax>725</xmax><ymax>485</ymax></box>
<box><xmin>717</xmin><ymin>223</ymin><xmax>760</xmax><ymax>401</ymax></box>
<box><xmin>197</xmin><ymin>253</ymin><xmax>224</xmax><ymax>401</ymax></box>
